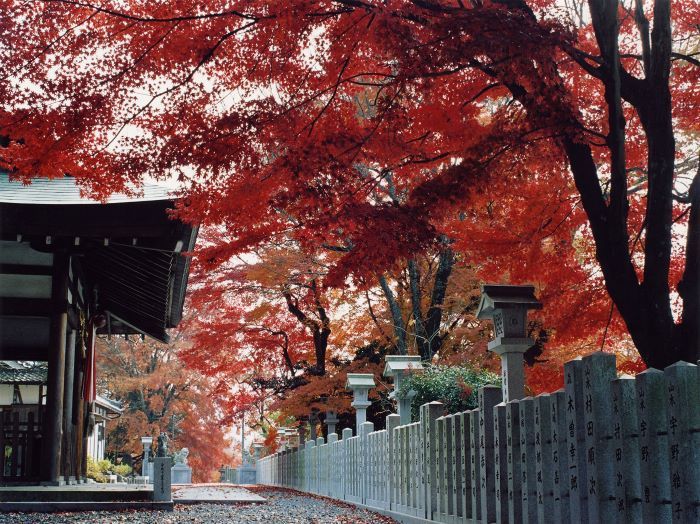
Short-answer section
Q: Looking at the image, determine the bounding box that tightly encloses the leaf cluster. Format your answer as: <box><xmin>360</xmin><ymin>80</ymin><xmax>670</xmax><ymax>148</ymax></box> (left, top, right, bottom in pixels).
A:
<box><xmin>398</xmin><ymin>364</ymin><xmax>501</xmax><ymax>421</ymax></box>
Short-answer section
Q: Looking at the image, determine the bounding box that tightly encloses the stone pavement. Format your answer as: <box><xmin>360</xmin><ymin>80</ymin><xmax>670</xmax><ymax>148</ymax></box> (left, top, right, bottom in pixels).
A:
<box><xmin>0</xmin><ymin>486</ymin><xmax>397</xmax><ymax>523</ymax></box>
<box><xmin>172</xmin><ymin>484</ymin><xmax>266</xmax><ymax>504</ymax></box>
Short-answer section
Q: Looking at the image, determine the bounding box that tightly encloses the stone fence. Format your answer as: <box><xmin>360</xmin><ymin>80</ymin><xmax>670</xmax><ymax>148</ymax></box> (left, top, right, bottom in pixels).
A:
<box><xmin>256</xmin><ymin>353</ymin><xmax>700</xmax><ymax>523</ymax></box>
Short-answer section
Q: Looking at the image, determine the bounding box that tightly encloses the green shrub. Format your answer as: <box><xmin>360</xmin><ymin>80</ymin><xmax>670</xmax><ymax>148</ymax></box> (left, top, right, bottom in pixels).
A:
<box><xmin>398</xmin><ymin>364</ymin><xmax>500</xmax><ymax>421</ymax></box>
<box><xmin>87</xmin><ymin>456</ymin><xmax>107</xmax><ymax>483</ymax></box>
<box><xmin>86</xmin><ymin>456</ymin><xmax>132</xmax><ymax>481</ymax></box>
<box><xmin>112</xmin><ymin>464</ymin><xmax>132</xmax><ymax>477</ymax></box>
<box><xmin>97</xmin><ymin>459</ymin><xmax>112</xmax><ymax>475</ymax></box>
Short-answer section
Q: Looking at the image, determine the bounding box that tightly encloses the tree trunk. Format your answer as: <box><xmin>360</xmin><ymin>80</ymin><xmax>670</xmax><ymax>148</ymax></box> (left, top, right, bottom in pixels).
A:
<box><xmin>408</xmin><ymin>247</ymin><xmax>455</xmax><ymax>361</ymax></box>
<box><xmin>407</xmin><ymin>259</ymin><xmax>430</xmax><ymax>360</ymax></box>
<box><xmin>676</xmin><ymin>167</ymin><xmax>700</xmax><ymax>363</ymax></box>
<box><xmin>378</xmin><ymin>275</ymin><xmax>408</xmax><ymax>354</ymax></box>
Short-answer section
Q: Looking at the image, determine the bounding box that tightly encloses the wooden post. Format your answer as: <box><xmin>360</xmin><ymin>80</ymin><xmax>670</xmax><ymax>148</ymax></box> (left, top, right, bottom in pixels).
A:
<box><xmin>41</xmin><ymin>251</ymin><xmax>69</xmax><ymax>485</ymax></box>
<box><xmin>62</xmin><ymin>329</ymin><xmax>76</xmax><ymax>482</ymax></box>
<box><xmin>73</xmin><ymin>368</ymin><xmax>85</xmax><ymax>482</ymax></box>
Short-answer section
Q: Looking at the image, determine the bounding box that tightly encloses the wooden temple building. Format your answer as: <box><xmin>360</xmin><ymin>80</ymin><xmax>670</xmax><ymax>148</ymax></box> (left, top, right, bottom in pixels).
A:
<box><xmin>0</xmin><ymin>174</ymin><xmax>197</xmax><ymax>485</ymax></box>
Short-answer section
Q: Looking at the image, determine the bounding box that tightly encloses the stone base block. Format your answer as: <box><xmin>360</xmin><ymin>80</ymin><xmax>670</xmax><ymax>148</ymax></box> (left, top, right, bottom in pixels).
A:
<box><xmin>237</xmin><ymin>466</ymin><xmax>256</xmax><ymax>485</ymax></box>
<box><xmin>171</xmin><ymin>464</ymin><xmax>192</xmax><ymax>484</ymax></box>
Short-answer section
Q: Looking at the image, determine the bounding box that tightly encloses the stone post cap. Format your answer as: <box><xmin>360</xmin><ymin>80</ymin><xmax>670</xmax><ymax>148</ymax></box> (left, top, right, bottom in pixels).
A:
<box><xmin>487</xmin><ymin>337</ymin><xmax>534</xmax><ymax>353</ymax></box>
<box><xmin>476</xmin><ymin>284</ymin><xmax>542</xmax><ymax>319</ymax></box>
<box><xmin>346</xmin><ymin>373</ymin><xmax>376</xmax><ymax>390</ymax></box>
<box><xmin>140</xmin><ymin>436</ymin><xmax>153</xmax><ymax>446</ymax></box>
<box><xmin>383</xmin><ymin>355</ymin><xmax>424</xmax><ymax>377</ymax></box>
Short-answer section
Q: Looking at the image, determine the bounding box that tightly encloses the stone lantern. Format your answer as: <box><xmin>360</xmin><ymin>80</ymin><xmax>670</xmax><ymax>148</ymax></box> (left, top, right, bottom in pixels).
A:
<box><xmin>325</xmin><ymin>410</ymin><xmax>339</xmax><ymax>436</ymax></box>
<box><xmin>140</xmin><ymin>436</ymin><xmax>153</xmax><ymax>477</ymax></box>
<box><xmin>346</xmin><ymin>373</ymin><xmax>376</xmax><ymax>427</ymax></box>
<box><xmin>383</xmin><ymin>355</ymin><xmax>424</xmax><ymax>425</ymax></box>
<box><xmin>309</xmin><ymin>410</ymin><xmax>320</xmax><ymax>440</ymax></box>
<box><xmin>476</xmin><ymin>284</ymin><xmax>542</xmax><ymax>402</ymax></box>
<box><xmin>296</xmin><ymin>424</ymin><xmax>306</xmax><ymax>447</ymax></box>
<box><xmin>252</xmin><ymin>442</ymin><xmax>264</xmax><ymax>460</ymax></box>
<box><xmin>278</xmin><ymin>427</ymin><xmax>289</xmax><ymax>451</ymax></box>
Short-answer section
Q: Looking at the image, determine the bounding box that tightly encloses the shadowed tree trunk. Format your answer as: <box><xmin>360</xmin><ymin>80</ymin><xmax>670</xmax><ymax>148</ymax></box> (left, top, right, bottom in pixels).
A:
<box><xmin>408</xmin><ymin>245</ymin><xmax>455</xmax><ymax>361</ymax></box>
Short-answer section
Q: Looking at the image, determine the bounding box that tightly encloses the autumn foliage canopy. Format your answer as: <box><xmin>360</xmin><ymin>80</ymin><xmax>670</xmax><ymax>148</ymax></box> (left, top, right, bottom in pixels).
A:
<box><xmin>1</xmin><ymin>0</ymin><xmax>698</xmax><ymax>431</ymax></box>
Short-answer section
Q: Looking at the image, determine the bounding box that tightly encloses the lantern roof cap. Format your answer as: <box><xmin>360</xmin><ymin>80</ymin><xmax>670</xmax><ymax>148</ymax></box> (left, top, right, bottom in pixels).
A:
<box><xmin>346</xmin><ymin>373</ymin><xmax>376</xmax><ymax>389</ymax></box>
<box><xmin>476</xmin><ymin>284</ymin><xmax>542</xmax><ymax>319</ymax></box>
<box><xmin>383</xmin><ymin>355</ymin><xmax>424</xmax><ymax>377</ymax></box>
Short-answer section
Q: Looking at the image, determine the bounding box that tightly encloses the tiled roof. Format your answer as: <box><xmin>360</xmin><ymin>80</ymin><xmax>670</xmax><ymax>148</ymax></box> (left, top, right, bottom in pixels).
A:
<box><xmin>0</xmin><ymin>362</ymin><xmax>47</xmax><ymax>384</ymax></box>
<box><xmin>0</xmin><ymin>173</ymin><xmax>173</xmax><ymax>205</ymax></box>
<box><xmin>95</xmin><ymin>395</ymin><xmax>124</xmax><ymax>414</ymax></box>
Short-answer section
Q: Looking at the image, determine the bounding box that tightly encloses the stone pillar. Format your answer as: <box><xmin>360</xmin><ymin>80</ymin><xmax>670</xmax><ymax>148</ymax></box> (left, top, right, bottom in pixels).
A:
<box><xmin>325</xmin><ymin>411</ymin><xmax>339</xmax><ymax>436</ymax></box>
<box><xmin>346</xmin><ymin>374</ymin><xmax>376</xmax><ymax>429</ymax></box>
<box><xmin>476</xmin><ymin>285</ymin><xmax>542</xmax><ymax>403</ymax></box>
<box><xmin>153</xmin><ymin>457</ymin><xmax>172</xmax><ymax>502</ymax></box>
<box><xmin>42</xmin><ymin>251</ymin><xmax>69</xmax><ymax>485</ymax></box>
<box><xmin>491</xmin><ymin>341</ymin><xmax>530</xmax><ymax>403</ymax></box>
<box><xmin>141</xmin><ymin>436</ymin><xmax>153</xmax><ymax>477</ymax></box>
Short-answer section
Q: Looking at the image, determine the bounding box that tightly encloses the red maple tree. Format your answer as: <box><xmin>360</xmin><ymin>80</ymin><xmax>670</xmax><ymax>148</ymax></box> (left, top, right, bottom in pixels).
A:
<box><xmin>97</xmin><ymin>331</ymin><xmax>232</xmax><ymax>482</ymax></box>
<box><xmin>1</xmin><ymin>0</ymin><xmax>697</xmax><ymax>367</ymax></box>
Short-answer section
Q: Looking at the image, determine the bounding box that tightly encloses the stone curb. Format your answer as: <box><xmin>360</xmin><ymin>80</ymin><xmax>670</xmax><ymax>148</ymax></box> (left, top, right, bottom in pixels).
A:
<box><xmin>0</xmin><ymin>501</ymin><xmax>174</xmax><ymax>513</ymax></box>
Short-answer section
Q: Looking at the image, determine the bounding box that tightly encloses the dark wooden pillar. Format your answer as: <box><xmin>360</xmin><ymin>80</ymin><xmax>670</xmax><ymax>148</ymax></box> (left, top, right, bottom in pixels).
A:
<box><xmin>81</xmin><ymin>402</ymin><xmax>91</xmax><ymax>479</ymax></box>
<box><xmin>73</xmin><ymin>371</ymin><xmax>86</xmax><ymax>482</ymax></box>
<box><xmin>41</xmin><ymin>251</ymin><xmax>69</xmax><ymax>484</ymax></box>
<box><xmin>62</xmin><ymin>329</ymin><xmax>76</xmax><ymax>482</ymax></box>
<box><xmin>72</xmin><ymin>341</ymin><xmax>84</xmax><ymax>482</ymax></box>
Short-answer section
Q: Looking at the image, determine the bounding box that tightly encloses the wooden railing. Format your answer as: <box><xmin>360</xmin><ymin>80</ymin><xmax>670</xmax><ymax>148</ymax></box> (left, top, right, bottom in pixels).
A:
<box><xmin>257</xmin><ymin>353</ymin><xmax>700</xmax><ymax>523</ymax></box>
<box><xmin>1</xmin><ymin>406</ymin><xmax>43</xmax><ymax>483</ymax></box>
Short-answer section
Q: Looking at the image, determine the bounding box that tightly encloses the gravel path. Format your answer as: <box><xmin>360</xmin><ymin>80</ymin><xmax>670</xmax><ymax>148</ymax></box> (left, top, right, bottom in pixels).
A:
<box><xmin>0</xmin><ymin>487</ymin><xmax>397</xmax><ymax>524</ymax></box>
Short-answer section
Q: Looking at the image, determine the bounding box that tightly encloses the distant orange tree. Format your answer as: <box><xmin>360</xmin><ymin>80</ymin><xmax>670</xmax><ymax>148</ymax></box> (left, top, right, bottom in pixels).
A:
<box><xmin>96</xmin><ymin>332</ymin><xmax>232</xmax><ymax>482</ymax></box>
